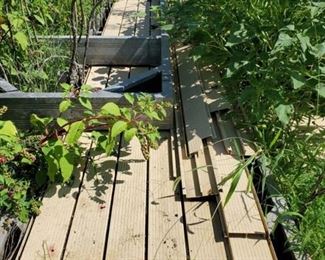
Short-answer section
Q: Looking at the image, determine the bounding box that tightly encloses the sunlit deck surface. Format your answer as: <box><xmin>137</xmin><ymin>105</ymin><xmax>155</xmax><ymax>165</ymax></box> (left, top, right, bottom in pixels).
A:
<box><xmin>17</xmin><ymin>0</ymin><xmax>276</xmax><ymax>259</ymax></box>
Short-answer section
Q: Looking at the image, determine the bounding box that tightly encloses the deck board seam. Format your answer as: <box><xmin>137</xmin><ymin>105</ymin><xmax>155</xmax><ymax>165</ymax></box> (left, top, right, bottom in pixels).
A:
<box><xmin>102</xmin><ymin>134</ymin><xmax>123</xmax><ymax>260</ymax></box>
<box><xmin>60</xmin><ymin>141</ymin><xmax>93</xmax><ymax>259</ymax></box>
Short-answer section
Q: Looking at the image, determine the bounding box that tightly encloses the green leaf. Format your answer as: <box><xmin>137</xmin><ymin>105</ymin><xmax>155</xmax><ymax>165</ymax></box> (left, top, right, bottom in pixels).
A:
<box><xmin>46</xmin><ymin>156</ymin><xmax>58</xmax><ymax>182</ymax></box>
<box><xmin>0</xmin><ymin>120</ymin><xmax>17</xmax><ymax>136</ymax></box>
<box><xmin>21</xmin><ymin>157</ymin><xmax>32</xmax><ymax>164</ymax></box>
<box><xmin>91</xmin><ymin>131</ymin><xmax>106</xmax><ymax>152</ymax></box>
<box><xmin>310</xmin><ymin>42</ymin><xmax>325</xmax><ymax>58</ymax></box>
<box><xmin>220</xmin><ymin>155</ymin><xmax>256</xmax><ymax>206</ymax></box>
<box><xmin>30</xmin><ymin>114</ymin><xmax>53</xmax><ymax>128</ymax></box>
<box><xmin>14</xmin><ymin>32</ymin><xmax>28</xmax><ymax>50</ymax></box>
<box><xmin>61</xmin><ymin>83</ymin><xmax>71</xmax><ymax>91</ymax></box>
<box><xmin>296</xmin><ymin>33</ymin><xmax>310</xmax><ymax>52</ymax></box>
<box><xmin>173</xmin><ymin>176</ymin><xmax>181</xmax><ymax>191</ymax></box>
<box><xmin>57</xmin><ymin>117</ymin><xmax>68</xmax><ymax>127</ymax></box>
<box><xmin>226</xmin><ymin>60</ymin><xmax>249</xmax><ymax>78</ymax></box>
<box><xmin>316</xmin><ymin>83</ymin><xmax>325</xmax><ymax>98</ymax></box>
<box><xmin>124</xmin><ymin>93</ymin><xmax>135</xmax><ymax>105</ymax></box>
<box><xmin>161</xmin><ymin>24</ymin><xmax>174</xmax><ymax>31</ymax></box>
<box><xmin>120</xmin><ymin>108</ymin><xmax>132</xmax><ymax>120</ymax></box>
<box><xmin>33</xmin><ymin>14</ymin><xmax>45</xmax><ymax>25</ymax></box>
<box><xmin>290</xmin><ymin>72</ymin><xmax>305</xmax><ymax>89</ymax></box>
<box><xmin>79</xmin><ymin>97</ymin><xmax>92</xmax><ymax>111</ymax></box>
<box><xmin>225</xmin><ymin>23</ymin><xmax>250</xmax><ymax>47</ymax></box>
<box><xmin>65</xmin><ymin>121</ymin><xmax>85</xmax><ymax>144</ymax></box>
<box><xmin>1</xmin><ymin>24</ymin><xmax>9</xmax><ymax>32</ymax></box>
<box><xmin>59</xmin><ymin>99</ymin><xmax>72</xmax><ymax>113</ymax></box>
<box><xmin>105</xmin><ymin>136</ymin><xmax>116</xmax><ymax>155</ymax></box>
<box><xmin>274</xmin><ymin>32</ymin><xmax>293</xmax><ymax>51</ymax></box>
<box><xmin>223</xmin><ymin>167</ymin><xmax>242</xmax><ymax>206</ymax></box>
<box><xmin>123</xmin><ymin>128</ymin><xmax>137</xmax><ymax>143</ymax></box>
<box><xmin>269</xmin><ymin>128</ymin><xmax>282</xmax><ymax>149</ymax></box>
<box><xmin>59</xmin><ymin>150</ymin><xmax>74</xmax><ymax>182</ymax></box>
<box><xmin>36</xmin><ymin>170</ymin><xmax>48</xmax><ymax>186</ymax></box>
<box><xmin>101</xmin><ymin>102</ymin><xmax>121</xmax><ymax>116</ymax></box>
<box><xmin>111</xmin><ymin>121</ymin><xmax>127</xmax><ymax>138</ymax></box>
<box><xmin>275</xmin><ymin>104</ymin><xmax>294</xmax><ymax>125</ymax></box>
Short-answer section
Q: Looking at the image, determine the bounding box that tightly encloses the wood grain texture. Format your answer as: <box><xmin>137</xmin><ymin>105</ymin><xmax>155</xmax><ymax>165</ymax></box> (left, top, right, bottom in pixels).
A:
<box><xmin>147</xmin><ymin>132</ymin><xmax>187</xmax><ymax>259</ymax></box>
<box><xmin>136</xmin><ymin>0</ymin><xmax>150</xmax><ymax>37</ymax></box>
<box><xmin>215</xmin><ymin>112</ymin><xmax>244</xmax><ymax>157</ymax></box>
<box><xmin>191</xmin><ymin>146</ymin><xmax>219</xmax><ymax>198</ymax></box>
<box><xmin>86</xmin><ymin>0</ymin><xmax>123</xmax><ymax>88</ymax></box>
<box><xmin>229</xmin><ymin>237</ymin><xmax>274</xmax><ymax>260</ymax></box>
<box><xmin>206</xmin><ymin>131</ymin><xmax>266</xmax><ymax>236</ymax></box>
<box><xmin>197</xmin><ymin>65</ymin><xmax>231</xmax><ymax>112</ymax></box>
<box><xmin>107</xmin><ymin>66</ymin><xmax>130</xmax><ymax>86</ymax></box>
<box><xmin>85</xmin><ymin>66</ymin><xmax>109</xmax><ymax>89</ymax></box>
<box><xmin>78</xmin><ymin>37</ymin><xmax>160</xmax><ymax>66</ymax></box>
<box><xmin>63</xmin><ymin>151</ymin><xmax>118</xmax><ymax>259</ymax></box>
<box><xmin>87</xmin><ymin>0</ymin><xmax>129</xmax><ymax>88</ymax></box>
<box><xmin>222</xmin><ymin>190</ymin><xmax>266</xmax><ymax>236</ymax></box>
<box><xmin>20</xmin><ymin>137</ymin><xmax>91</xmax><ymax>260</ymax></box>
<box><xmin>177</xmin><ymin>47</ymin><xmax>214</xmax><ymax>154</ymax></box>
<box><xmin>103</xmin><ymin>0</ymin><xmax>128</xmax><ymax>35</ymax></box>
<box><xmin>175</xmin><ymin>106</ymin><xmax>196</xmax><ymax>197</ymax></box>
<box><xmin>105</xmin><ymin>138</ymin><xmax>147</xmax><ymax>259</ymax></box>
<box><xmin>183</xmin><ymin>200</ymin><xmax>227</xmax><ymax>260</ymax></box>
<box><xmin>119</xmin><ymin>0</ymin><xmax>138</xmax><ymax>36</ymax></box>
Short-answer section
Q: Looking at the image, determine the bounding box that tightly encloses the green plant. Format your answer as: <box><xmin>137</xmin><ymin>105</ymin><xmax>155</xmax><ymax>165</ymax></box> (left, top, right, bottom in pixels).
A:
<box><xmin>30</xmin><ymin>84</ymin><xmax>171</xmax><ymax>182</ymax></box>
<box><xmin>163</xmin><ymin>0</ymin><xmax>325</xmax><ymax>258</ymax></box>
<box><xmin>0</xmin><ymin>106</ymin><xmax>43</xmax><ymax>222</ymax></box>
<box><xmin>0</xmin><ymin>0</ymin><xmax>110</xmax><ymax>92</ymax></box>
<box><xmin>0</xmin><ymin>86</ymin><xmax>170</xmax><ymax>221</ymax></box>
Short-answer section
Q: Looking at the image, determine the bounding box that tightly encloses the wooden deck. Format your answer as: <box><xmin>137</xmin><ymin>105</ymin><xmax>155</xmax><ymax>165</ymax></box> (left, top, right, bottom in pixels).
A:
<box><xmin>17</xmin><ymin>0</ymin><xmax>277</xmax><ymax>259</ymax></box>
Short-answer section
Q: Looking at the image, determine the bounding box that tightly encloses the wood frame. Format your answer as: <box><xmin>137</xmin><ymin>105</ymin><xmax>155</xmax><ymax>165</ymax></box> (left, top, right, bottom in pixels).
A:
<box><xmin>0</xmin><ymin>34</ymin><xmax>173</xmax><ymax>129</ymax></box>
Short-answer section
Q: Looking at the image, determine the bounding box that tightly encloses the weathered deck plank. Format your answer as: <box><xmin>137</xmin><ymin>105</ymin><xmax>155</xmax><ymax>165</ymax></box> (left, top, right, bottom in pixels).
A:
<box><xmin>85</xmin><ymin>66</ymin><xmax>109</xmax><ymax>89</ymax></box>
<box><xmin>230</xmin><ymin>237</ymin><xmax>274</xmax><ymax>260</ymax></box>
<box><xmin>63</xmin><ymin>151</ymin><xmax>118</xmax><ymax>259</ymax></box>
<box><xmin>136</xmin><ymin>0</ymin><xmax>150</xmax><ymax>37</ymax></box>
<box><xmin>119</xmin><ymin>0</ymin><xmax>138</xmax><ymax>36</ymax></box>
<box><xmin>177</xmin><ymin>47</ymin><xmax>214</xmax><ymax>154</ymax></box>
<box><xmin>193</xmin><ymin>150</ymin><xmax>211</xmax><ymax>197</ymax></box>
<box><xmin>86</xmin><ymin>0</ymin><xmax>128</xmax><ymax>88</ymax></box>
<box><xmin>183</xmin><ymin>200</ymin><xmax>228</xmax><ymax>260</ymax></box>
<box><xmin>105</xmin><ymin>138</ymin><xmax>147</xmax><ymax>259</ymax></box>
<box><xmin>20</xmin><ymin>137</ymin><xmax>91</xmax><ymax>260</ymax></box>
<box><xmin>198</xmin><ymin>65</ymin><xmax>231</xmax><ymax>112</ymax></box>
<box><xmin>103</xmin><ymin>0</ymin><xmax>128</xmax><ymax>35</ymax></box>
<box><xmin>148</xmin><ymin>132</ymin><xmax>187</xmax><ymax>259</ymax></box>
<box><xmin>175</xmin><ymin>106</ymin><xmax>197</xmax><ymax>197</ymax></box>
<box><xmin>206</xmin><ymin>128</ymin><xmax>266</xmax><ymax>236</ymax></box>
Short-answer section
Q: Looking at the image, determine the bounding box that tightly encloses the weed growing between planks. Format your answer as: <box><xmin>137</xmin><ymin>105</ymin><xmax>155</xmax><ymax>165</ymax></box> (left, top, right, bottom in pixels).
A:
<box><xmin>162</xmin><ymin>0</ymin><xmax>325</xmax><ymax>258</ymax></box>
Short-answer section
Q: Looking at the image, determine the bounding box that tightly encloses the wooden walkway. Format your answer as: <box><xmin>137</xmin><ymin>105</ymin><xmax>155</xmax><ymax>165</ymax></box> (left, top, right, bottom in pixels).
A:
<box><xmin>17</xmin><ymin>0</ymin><xmax>277</xmax><ymax>259</ymax></box>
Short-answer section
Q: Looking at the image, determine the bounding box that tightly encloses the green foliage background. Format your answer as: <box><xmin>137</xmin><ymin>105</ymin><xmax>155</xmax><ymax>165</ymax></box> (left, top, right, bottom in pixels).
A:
<box><xmin>0</xmin><ymin>0</ymin><xmax>109</xmax><ymax>92</ymax></box>
<box><xmin>163</xmin><ymin>0</ymin><xmax>325</xmax><ymax>258</ymax></box>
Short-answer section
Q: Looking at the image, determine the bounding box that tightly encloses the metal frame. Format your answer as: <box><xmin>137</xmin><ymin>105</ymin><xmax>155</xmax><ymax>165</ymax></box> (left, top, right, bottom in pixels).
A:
<box><xmin>0</xmin><ymin>34</ymin><xmax>173</xmax><ymax>129</ymax></box>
